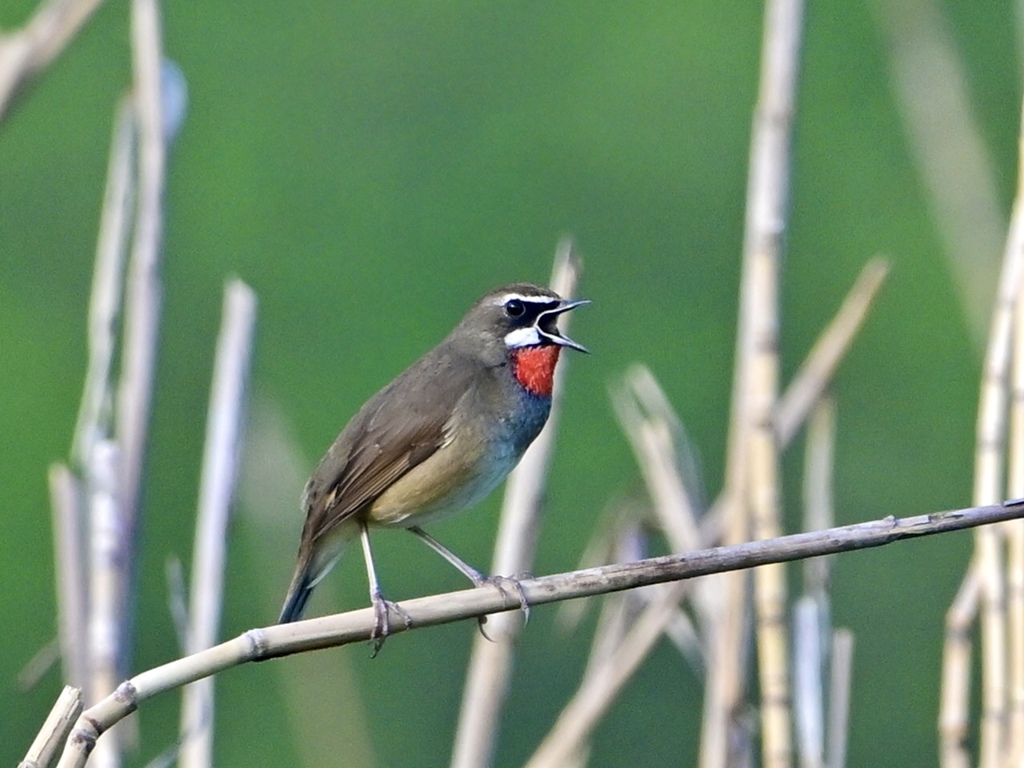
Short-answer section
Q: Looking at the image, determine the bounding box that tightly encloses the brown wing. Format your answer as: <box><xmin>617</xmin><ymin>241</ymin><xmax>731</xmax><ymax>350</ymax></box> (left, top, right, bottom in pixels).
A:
<box><xmin>299</xmin><ymin>345</ymin><xmax>474</xmax><ymax>545</ymax></box>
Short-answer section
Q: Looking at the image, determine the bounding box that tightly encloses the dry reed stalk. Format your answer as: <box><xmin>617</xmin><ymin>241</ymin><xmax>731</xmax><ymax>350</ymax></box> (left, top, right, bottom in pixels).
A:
<box><xmin>939</xmin><ymin>568</ymin><xmax>979</xmax><ymax>768</ymax></box>
<box><xmin>450</xmin><ymin>241</ymin><xmax>582</xmax><ymax>768</ymax></box>
<box><xmin>802</xmin><ymin>398</ymin><xmax>834</xmax><ymax>593</ymax></box>
<box><xmin>1008</xmin><ymin>289</ymin><xmax>1024</xmax><ymax>764</ymax></box>
<box><xmin>964</xmin><ymin>90</ymin><xmax>1024</xmax><ymax>768</ymax></box>
<box><xmin>114</xmin><ymin>0</ymin><xmax>166</xmax><ymax>623</ymax></box>
<box><xmin>748</xmin><ymin>275</ymin><xmax>792</xmax><ymax>768</ymax></box>
<box><xmin>71</xmin><ymin>97</ymin><xmax>136</xmax><ymax>470</ymax></box>
<box><xmin>825</xmin><ymin>630</ymin><xmax>853</xmax><ymax>768</ymax></box>
<box><xmin>0</xmin><ymin>0</ymin><xmax>107</xmax><ymax>121</ymax></box>
<box><xmin>515</xmin><ymin>366</ymin><xmax>713</xmax><ymax>767</ymax></box>
<box><xmin>48</xmin><ymin>466</ymin><xmax>88</xmax><ymax>694</ymax></box>
<box><xmin>775</xmin><ymin>260</ymin><xmax>889</xmax><ymax>447</ymax></box>
<box><xmin>546</xmin><ymin>254</ymin><xmax>883</xmax><ymax>768</ymax></box>
<box><xmin>706</xmin><ymin>0</ymin><xmax>805</xmax><ymax>761</ymax></box>
<box><xmin>84</xmin><ymin>439</ymin><xmax>122</xmax><ymax>768</ymax></box>
<box><xmin>612</xmin><ymin>366</ymin><xmax>711</xmax><ymax>619</ymax></box>
<box><xmin>524</xmin><ymin>579</ymin><xmax>692</xmax><ymax>768</ymax></box>
<box><xmin>615</xmin><ymin>366</ymin><xmax>703</xmax><ymax>552</ymax></box>
<box><xmin>18</xmin><ymin>686</ymin><xmax>83</xmax><ymax>768</ymax></box>
<box><xmin>82</xmin><ymin>3</ymin><xmax>167</xmax><ymax>765</ymax></box>
<box><xmin>794</xmin><ymin>399</ymin><xmax>835</xmax><ymax>768</ymax></box>
<box><xmin>178</xmin><ymin>281</ymin><xmax>257</xmax><ymax>768</ymax></box>
<box><xmin>554</xmin><ymin>500</ymin><xmax>639</xmax><ymax>633</ymax></box>
<box><xmin>793</xmin><ymin>599</ymin><xmax>823</xmax><ymax>768</ymax></box>
<box><xmin>47</xmin><ymin>502</ymin><xmax>1024</xmax><ymax>767</ymax></box>
<box><xmin>743</xmin><ymin>0</ymin><xmax>806</xmax><ymax>761</ymax></box>
<box><xmin>53</xmin><ymin>93</ymin><xmax>137</xmax><ymax>717</ymax></box>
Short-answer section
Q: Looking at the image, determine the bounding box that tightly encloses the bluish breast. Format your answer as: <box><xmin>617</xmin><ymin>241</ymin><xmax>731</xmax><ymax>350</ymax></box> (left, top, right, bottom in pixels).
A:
<box><xmin>502</xmin><ymin>387</ymin><xmax>552</xmax><ymax>456</ymax></box>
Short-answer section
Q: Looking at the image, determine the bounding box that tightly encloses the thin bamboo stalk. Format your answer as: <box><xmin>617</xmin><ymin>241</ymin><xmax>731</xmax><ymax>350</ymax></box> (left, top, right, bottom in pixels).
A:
<box><xmin>90</xmin><ymin>3</ymin><xmax>166</xmax><ymax>764</ymax></box>
<box><xmin>825</xmin><ymin>630</ymin><xmax>854</xmax><ymax>768</ymax></box>
<box><xmin>706</xmin><ymin>0</ymin><xmax>804</xmax><ymax>764</ymax></box>
<box><xmin>71</xmin><ymin>97</ymin><xmax>135</xmax><ymax>470</ymax></box>
<box><xmin>1007</xmin><ymin>289</ymin><xmax>1024</xmax><ymax>765</ymax></box>
<box><xmin>0</xmin><ymin>0</ymin><xmax>107</xmax><ymax>122</ymax></box>
<box><xmin>794</xmin><ymin>399</ymin><xmax>836</xmax><ymax>768</ymax></box>
<box><xmin>965</xmin><ymin>88</ymin><xmax>1024</xmax><ymax>768</ymax></box>
<box><xmin>744</xmin><ymin>0</ymin><xmax>806</xmax><ymax>761</ymax></box>
<box><xmin>49</xmin><ymin>465</ymin><xmax>88</xmax><ymax>694</ymax></box>
<box><xmin>524</xmin><ymin>581</ymin><xmax>689</xmax><ymax>768</ymax></box>
<box><xmin>939</xmin><ymin>568</ymin><xmax>980</xmax><ymax>768</ymax></box>
<box><xmin>114</xmin><ymin>0</ymin><xmax>166</xmax><ymax>603</ymax></box>
<box><xmin>775</xmin><ymin>261</ymin><xmax>888</xmax><ymax>447</ymax></box>
<box><xmin>84</xmin><ymin>440</ymin><xmax>122</xmax><ymax>768</ymax></box>
<box><xmin>178</xmin><ymin>281</ymin><xmax>257</xmax><ymax>768</ymax></box>
<box><xmin>18</xmin><ymin>686</ymin><xmax>83</xmax><ymax>768</ymax></box>
<box><xmin>793</xmin><ymin>599</ymin><xmax>823</xmax><ymax>768</ymax></box>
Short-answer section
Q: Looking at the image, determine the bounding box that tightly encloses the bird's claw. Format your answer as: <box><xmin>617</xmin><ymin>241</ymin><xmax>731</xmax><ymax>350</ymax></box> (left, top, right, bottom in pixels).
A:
<box><xmin>369</xmin><ymin>592</ymin><xmax>412</xmax><ymax>657</ymax></box>
<box><xmin>473</xmin><ymin>574</ymin><xmax>531</xmax><ymax>641</ymax></box>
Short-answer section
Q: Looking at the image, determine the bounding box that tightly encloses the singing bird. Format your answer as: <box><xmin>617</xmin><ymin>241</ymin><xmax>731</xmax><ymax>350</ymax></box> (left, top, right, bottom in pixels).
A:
<box><xmin>278</xmin><ymin>283</ymin><xmax>588</xmax><ymax>650</ymax></box>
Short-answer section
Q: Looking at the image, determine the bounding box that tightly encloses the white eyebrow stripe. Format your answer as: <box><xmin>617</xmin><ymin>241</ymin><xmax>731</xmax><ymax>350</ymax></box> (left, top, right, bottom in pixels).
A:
<box><xmin>492</xmin><ymin>293</ymin><xmax>559</xmax><ymax>306</ymax></box>
<box><xmin>504</xmin><ymin>326</ymin><xmax>542</xmax><ymax>349</ymax></box>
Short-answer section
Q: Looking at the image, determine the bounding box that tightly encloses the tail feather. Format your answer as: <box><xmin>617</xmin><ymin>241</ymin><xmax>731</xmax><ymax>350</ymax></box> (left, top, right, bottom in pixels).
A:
<box><xmin>278</xmin><ymin>544</ymin><xmax>346</xmax><ymax>624</ymax></box>
<box><xmin>278</xmin><ymin>572</ymin><xmax>315</xmax><ymax>624</ymax></box>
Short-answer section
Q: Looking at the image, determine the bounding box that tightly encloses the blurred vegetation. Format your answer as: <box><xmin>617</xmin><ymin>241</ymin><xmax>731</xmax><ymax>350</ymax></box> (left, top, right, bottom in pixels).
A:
<box><xmin>0</xmin><ymin>1</ymin><xmax>1015</xmax><ymax>765</ymax></box>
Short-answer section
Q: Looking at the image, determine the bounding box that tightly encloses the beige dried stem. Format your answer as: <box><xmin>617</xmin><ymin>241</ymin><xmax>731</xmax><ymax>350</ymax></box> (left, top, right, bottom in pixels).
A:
<box><xmin>793</xmin><ymin>396</ymin><xmax>854</xmax><ymax>768</ymax></box>
<box><xmin>737</xmin><ymin>0</ymin><xmax>806</xmax><ymax>762</ymax></box>
<box><xmin>1007</xmin><ymin>288</ymin><xmax>1024</xmax><ymax>764</ymax></box>
<box><xmin>178</xmin><ymin>281</ymin><xmax>257</xmax><ymax>768</ymax></box>
<box><xmin>775</xmin><ymin>259</ymin><xmax>889</xmax><ymax>447</ymax></box>
<box><xmin>113</xmin><ymin>0</ymin><xmax>167</xmax><ymax>635</ymax></box>
<box><xmin>46</xmin><ymin>502</ymin><xmax>1024</xmax><ymax>768</ymax></box>
<box><xmin>529</xmin><ymin>257</ymin><xmax>886</xmax><ymax>768</ymax></box>
<box><xmin>794</xmin><ymin>398</ymin><xmax>836</xmax><ymax>768</ymax></box>
<box><xmin>49</xmin><ymin>98</ymin><xmax>133</xmax><ymax>768</ymax></box>
<box><xmin>449</xmin><ymin>240</ymin><xmax>582</xmax><ymax>768</ymax></box>
<box><xmin>563</xmin><ymin>522</ymin><xmax>639</xmax><ymax>768</ymax></box>
<box><xmin>708</xmin><ymin>0</ymin><xmax>804</xmax><ymax>764</ymax></box>
<box><xmin>954</xmin><ymin>92</ymin><xmax>1024</xmax><ymax>768</ymax></box>
<box><xmin>18</xmin><ymin>686</ymin><xmax>83</xmax><ymax>768</ymax></box>
<box><xmin>522</xmin><ymin>368</ymin><xmax>711</xmax><ymax>768</ymax></box>
<box><xmin>80</xmin><ymin>2</ymin><xmax>168</xmax><ymax>765</ymax></box>
<box><xmin>939</xmin><ymin>568</ymin><xmax>979</xmax><ymax>768</ymax></box>
<box><xmin>71</xmin><ymin>96</ymin><xmax>136</xmax><ymax>471</ymax></box>
<box><xmin>0</xmin><ymin>0</ymin><xmax>107</xmax><ymax>123</ymax></box>
<box><xmin>48</xmin><ymin>466</ymin><xmax>87</xmax><ymax>693</ymax></box>
<box><xmin>825</xmin><ymin>629</ymin><xmax>853</xmax><ymax>768</ymax></box>
<box><xmin>50</xmin><ymin>93</ymin><xmax>137</xmax><ymax>715</ymax></box>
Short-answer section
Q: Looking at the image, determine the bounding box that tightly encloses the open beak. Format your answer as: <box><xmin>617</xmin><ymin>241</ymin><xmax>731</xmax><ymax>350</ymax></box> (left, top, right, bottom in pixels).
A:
<box><xmin>537</xmin><ymin>299</ymin><xmax>590</xmax><ymax>353</ymax></box>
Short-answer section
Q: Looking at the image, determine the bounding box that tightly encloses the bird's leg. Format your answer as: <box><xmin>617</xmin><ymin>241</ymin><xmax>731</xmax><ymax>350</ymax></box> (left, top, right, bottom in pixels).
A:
<box><xmin>359</xmin><ymin>521</ymin><xmax>411</xmax><ymax>656</ymax></box>
<box><xmin>407</xmin><ymin>526</ymin><xmax>531</xmax><ymax>632</ymax></box>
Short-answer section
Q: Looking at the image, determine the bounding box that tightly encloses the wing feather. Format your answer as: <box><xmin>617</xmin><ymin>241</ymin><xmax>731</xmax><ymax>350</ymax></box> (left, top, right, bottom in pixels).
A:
<box><xmin>300</xmin><ymin>346</ymin><xmax>477</xmax><ymax>544</ymax></box>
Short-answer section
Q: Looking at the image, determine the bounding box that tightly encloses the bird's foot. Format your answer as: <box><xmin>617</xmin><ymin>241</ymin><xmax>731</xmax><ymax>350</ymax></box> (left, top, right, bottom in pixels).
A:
<box><xmin>473</xmin><ymin>574</ymin><xmax>531</xmax><ymax>641</ymax></box>
<box><xmin>369</xmin><ymin>591</ymin><xmax>412</xmax><ymax>657</ymax></box>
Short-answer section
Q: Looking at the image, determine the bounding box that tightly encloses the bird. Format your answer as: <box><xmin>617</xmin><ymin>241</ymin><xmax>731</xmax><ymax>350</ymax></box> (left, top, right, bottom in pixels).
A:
<box><xmin>278</xmin><ymin>282</ymin><xmax>588</xmax><ymax>652</ymax></box>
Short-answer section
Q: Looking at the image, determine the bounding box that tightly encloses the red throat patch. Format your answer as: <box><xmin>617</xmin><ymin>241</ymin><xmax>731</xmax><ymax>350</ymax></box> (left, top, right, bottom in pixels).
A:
<box><xmin>512</xmin><ymin>345</ymin><xmax>562</xmax><ymax>397</ymax></box>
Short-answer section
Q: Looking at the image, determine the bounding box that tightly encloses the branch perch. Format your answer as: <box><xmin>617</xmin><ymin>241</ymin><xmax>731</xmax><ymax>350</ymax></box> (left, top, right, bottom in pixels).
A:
<box><xmin>48</xmin><ymin>501</ymin><xmax>1024</xmax><ymax>768</ymax></box>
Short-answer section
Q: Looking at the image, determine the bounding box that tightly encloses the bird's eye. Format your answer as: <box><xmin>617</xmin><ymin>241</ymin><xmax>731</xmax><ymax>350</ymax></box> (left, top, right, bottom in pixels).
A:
<box><xmin>504</xmin><ymin>298</ymin><xmax>526</xmax><ymax>318</ymax></box>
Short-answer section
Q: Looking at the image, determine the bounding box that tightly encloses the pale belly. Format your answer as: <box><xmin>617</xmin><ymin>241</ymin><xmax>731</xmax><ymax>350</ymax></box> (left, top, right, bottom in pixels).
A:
<box><xmin>367</xmin><ymin>385</ymin><xmax>550</xmax><ymax>528</ymax></box>
<box><xmin>367</xmin><ymin>435</ymin><xmax>522</xmax><ymax>528</ymax></box>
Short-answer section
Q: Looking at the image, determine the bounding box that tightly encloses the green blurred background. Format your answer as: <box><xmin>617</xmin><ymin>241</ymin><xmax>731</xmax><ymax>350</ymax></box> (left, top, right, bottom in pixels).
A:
<box><xmin>0</xmin><ymin>1</ymin><xmax>1014</xmax><ymax>765</ymax></box>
